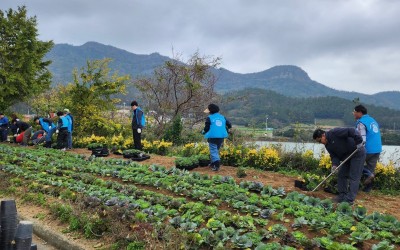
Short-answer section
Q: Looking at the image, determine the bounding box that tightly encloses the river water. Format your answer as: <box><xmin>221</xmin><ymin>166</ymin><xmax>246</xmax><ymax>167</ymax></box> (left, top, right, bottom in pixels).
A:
<box><xmin>254</xmin><ymin>141</ymin><xmax>400</xmax><ymax>167</ymax></box>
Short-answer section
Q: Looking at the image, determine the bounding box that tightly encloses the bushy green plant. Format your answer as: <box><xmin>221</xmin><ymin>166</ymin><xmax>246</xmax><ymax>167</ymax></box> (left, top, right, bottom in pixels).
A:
<box><xmin>87</xmin><ymin>142</ymin><xmax>104</xmax><ymax>150</ymax></box>
<box><xmin>236</xmin><ymin>167</ymin><xmax>247</xmax><ymax>178</ymax></box>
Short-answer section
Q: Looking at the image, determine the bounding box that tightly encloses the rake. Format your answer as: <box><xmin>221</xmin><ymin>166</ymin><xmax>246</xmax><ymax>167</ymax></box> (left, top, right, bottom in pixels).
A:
<box><xmin>312</xmin><ymin>148</ymin><xmax>359</xmax><ymax>192</ymax></box>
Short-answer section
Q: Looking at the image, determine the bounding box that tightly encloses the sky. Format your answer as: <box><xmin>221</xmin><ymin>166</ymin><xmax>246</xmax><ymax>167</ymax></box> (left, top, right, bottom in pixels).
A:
<box><xmin>1</xmin><ymin>0</ymin><xmax>399</xmax><ymax>95</ymax></box>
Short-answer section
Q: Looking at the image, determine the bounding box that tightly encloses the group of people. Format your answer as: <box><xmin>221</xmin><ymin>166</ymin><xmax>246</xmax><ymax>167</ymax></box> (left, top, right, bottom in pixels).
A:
<box><xmin>4</xmin><ymin>100</ymin><xmax>380</xmax><ymax>204</ymax></box>
<box><xmin>130</xmin><ymin>101</ymin><xmax>232</xmax><ymax>172</ymax></box>
<box><xmin>0</xmin><ymin>109</ymin><xmax>74</xmax><ymax>150</ymax></box>
<box><xmin>313</xmin><ymin>104</ymin><xmax>382</xmax><ymax>204</ymax></box>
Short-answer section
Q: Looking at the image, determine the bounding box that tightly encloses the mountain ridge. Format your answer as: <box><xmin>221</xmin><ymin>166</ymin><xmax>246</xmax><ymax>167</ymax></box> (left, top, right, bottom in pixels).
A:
<box><xmin>45</xmin><ymin>42</ymin><xmax>400</xmax><ymax>110</ymax></box>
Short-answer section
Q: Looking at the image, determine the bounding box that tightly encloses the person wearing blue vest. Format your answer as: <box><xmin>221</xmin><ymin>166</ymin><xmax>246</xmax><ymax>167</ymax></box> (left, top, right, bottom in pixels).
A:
<box><xmin>64</xmin><ymin>108</ymin><xmax>74</xmax><ymax>149</ymax></box>
<box><xmin>353</xmin><ymin>105</ymin><xmax>382</xmax><ymax>193</ymax></box>
<box><xmin>131</xmin><ymin>100</ymin><xmax>145</xmax><ymax>150</ymax></box>
<box><xmin>34</xmin><ymin>116</ymin><xmax>57</xmax><ymax>147</ymax></box>
<box><xmin>202</xmin><ymin>104</ymin><xmax>232</xmax><ymax>171</ymax></box>
<box><xmin>55</xmin><ymin>111</ymin><xmax>70</xmax><ymax>150</ymax></box>
<box><xmin>0</xmin><ymin>113</ymin><xmax>9</xmax><ymax>142</ymax></box>
<box><xmin>313</xmin><ymin>128</ymin><xmax>366</xmax><ymax>204</ymax></box>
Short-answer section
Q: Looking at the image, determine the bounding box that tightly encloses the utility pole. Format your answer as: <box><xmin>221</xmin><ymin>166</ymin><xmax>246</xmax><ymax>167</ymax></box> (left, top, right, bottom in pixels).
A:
<box><xmin>265</xmin><ymin>115</ymin><xmax>268</xmax><ymax>130</ymax></box>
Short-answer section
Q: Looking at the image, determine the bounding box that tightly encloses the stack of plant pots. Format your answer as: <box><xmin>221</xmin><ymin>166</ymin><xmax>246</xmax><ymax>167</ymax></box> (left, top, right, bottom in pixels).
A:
<box><xmin>0</xmin><ymin>199</ymin><xmax>35</xmax><ymax>250</ymax></box>
<box><xmin>0</xmin><ymin>199</ymin><xmax>18</xmax><ymax>250</ymax></box>
<box><xmin>14</xmin><ymin>221</ymin><xmax>33</xmax><ymax>250</ymax></box>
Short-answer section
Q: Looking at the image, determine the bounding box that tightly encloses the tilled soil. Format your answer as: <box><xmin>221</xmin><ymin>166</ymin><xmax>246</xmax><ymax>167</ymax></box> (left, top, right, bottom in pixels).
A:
<box><xmin>70</xmin><ymin>148</ymin><xmax>400</xmax><ymax>220</ymax></box>
<box><xmin>2</xmin><ymin>144</ymin><xmax>399</xmax><ymax>250</ymax></box>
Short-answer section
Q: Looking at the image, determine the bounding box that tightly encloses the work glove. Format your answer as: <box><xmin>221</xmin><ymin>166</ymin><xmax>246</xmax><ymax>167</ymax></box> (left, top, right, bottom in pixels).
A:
<box><xmin>331</xmin><ymin>165</ymin><xmax>338</xmax><ymax>173</ymax></box>
<box><xmin>137</xmin><ymin>128</ymin><xmax>141</xmax><ymax>134</ymax></box>
<box><xmin>56</xmin><ymin>130</ymin><xmax>59</xmax><ymax>134</ymax></box>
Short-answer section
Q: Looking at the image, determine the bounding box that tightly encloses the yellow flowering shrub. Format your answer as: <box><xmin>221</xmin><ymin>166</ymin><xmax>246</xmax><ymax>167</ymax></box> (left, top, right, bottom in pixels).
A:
<box><xmin>142</xmin><ymin>139</ymin><xmax>173</xmax><ymax>155</ymax></box>
<box><xmin>142</xmin><ymin>139</ymin><xmax>152</xmax><ymax>151</ymax></box>
<box><xmin>375</xmin><ymin>162</ymin><xmax>396</xmax><ymax>176</ymax></box>
<box><xmin>242</xmin><ymin>147</ymin><xmax>280</xmax><ymax>170</ymax></box>
<box><xmin>123</xmin><ymin>137</ymin><xmax>133</xmax><ymax>150</ymax></box>
<box><xmin>318</xmin><ymin>153</ymin><xmax>332</xmax><ymax>169</ymax></box>
<box><xmin>195</xmin><ymin>143</ymin><xmax>209</xmax><ymax>155</ymax></box>
<box><xmin>111</xmin><ymin>133</ymin><xmax>124</xmax><ymax>146</ymax></box>
<box><xmin>302</xmin><ymin>150</ymin><xmax>314</xmax><ymax>159</ymax></box>
<box><xmin>220</xmin><ymin>144</ymin><xmax>244</xmax><ymax>166</ymax></box>
<box><xmin>75</xmin><ymin>134</ymin><xmax>107</xmax><ymax>147</ymax></box>
<box><xmin>182</xmin><ymin>143</ymin><xmax>196</xmax><ymax>157</ymax></box>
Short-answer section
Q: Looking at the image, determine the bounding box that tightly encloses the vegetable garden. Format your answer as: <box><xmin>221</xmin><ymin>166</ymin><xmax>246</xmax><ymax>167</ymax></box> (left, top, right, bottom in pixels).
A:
<box><xmin>0</xmin><ymin>143</ymin><xmax>399</xmax><ymax>250</ymax></box>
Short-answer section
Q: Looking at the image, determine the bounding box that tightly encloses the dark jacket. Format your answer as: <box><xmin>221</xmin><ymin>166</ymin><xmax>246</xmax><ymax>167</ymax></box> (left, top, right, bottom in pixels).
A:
<box><xmin>131</xmin><ymin>108</ymin><xmax>144</xmax><ymax>129</ymax></box>
<box><xmin>325</xmin><ymin>127</ymin><xmax>363</xmax><ymax>166</ymax></box>
<box><xmin>14</xmin><ymin>121</ymin><xmax>31</xmax><ymax>132</ymax></box>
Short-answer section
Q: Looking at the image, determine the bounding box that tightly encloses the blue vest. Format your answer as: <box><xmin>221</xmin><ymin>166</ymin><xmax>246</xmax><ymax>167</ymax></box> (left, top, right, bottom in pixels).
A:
<box><xmin>0</xmin><ymin>116</ymin><xmax>9</xmax><ymax>127</ymax></box>
<box><xmin>356</xmin><ymin>115</ymin><xmax>382</xmax><ymax>154</ymax></box>
<box><xmin>39</xmin><ymin>118</ymin><xmax>56</xmax><ymax>132</ymax></box>
<box><xmin>60</xmin><ymin>116</ymin><xmax>69</xmax><ymax>128</ymax></box>
<box><xmin>204</xmin><ymin>113</ymin><xmax>228</xmax><ymax>139</ymax></box>
<box><xmin>66</xmin><ymin>115</ymin><xmax>72</xmax><ymax>132</ymax></box>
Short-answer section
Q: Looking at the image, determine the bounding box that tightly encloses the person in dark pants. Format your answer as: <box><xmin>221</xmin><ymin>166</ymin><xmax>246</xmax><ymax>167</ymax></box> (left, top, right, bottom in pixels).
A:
<box><xmin>313</xmin><ymin>128</ymin><xmax>366</xmax><ymax>204</ymax></box>
<box><xmin>131</xmin><ymin>101</ymin><xmax>145</xmax><ymax>150</ymax></box>
<box><xmin>64</xmin><ymin>109</ymin><xmax>74</xmax><ymax>149</ymax></box>
<box><xmin>55</xmin><ymin>111</ymin><xmax>70</xmax><ymax>150</ymax></box>
<box><xmin>12</xmin><ymin>119</ymin><xmax>33</xmax><ymax>146</ymax></box>
<box><xmin>31</xmin><ymin>130</ymin><xmax>45</xmax><ymax>145</ymax></box>
<box><xmin>34</xmin><ymin>116</ymin><xmax>57</xmax><ymax>148</ymax></box>
<box><xmin>202</xmin><ymin>104</ymin><xmax>232</xmax><ymax>171</ymax></box>
<box><xmin>353</xmin><ymin>105</ymin><xmax>382</xmax><ymax>193</ymax></box>
<box><xmin>0</xmin><ymin>113</ymin><xmax>9</xmax><ymax>142</ymax></box>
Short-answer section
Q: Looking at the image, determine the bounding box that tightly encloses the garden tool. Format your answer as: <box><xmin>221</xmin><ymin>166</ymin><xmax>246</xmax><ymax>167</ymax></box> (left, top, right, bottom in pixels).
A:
<box><xmin>312</xmin><ymin>148</ymin><xmax>359</xmax><ymax>192</ymax></box>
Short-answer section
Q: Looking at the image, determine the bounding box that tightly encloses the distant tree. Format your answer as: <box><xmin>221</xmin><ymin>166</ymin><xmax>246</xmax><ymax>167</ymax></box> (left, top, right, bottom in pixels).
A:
<box><xmin>0</xmin><ymin>6</ymin><xmax>54</xmax><ymax>111</ymax></box>
<box><xmin>67</xmin><ymin>58</ymin><xmax>130</xmax><ymax>136</ymax></box>
<box><xmin>27</xmin><ymin>84</ymin><xmax>69</xmax><ymax>117</ymax></box>
<box><xmin>134</xmin><ymin>51</ymin><xmax>221</xmax><ymax>136</ymax></box>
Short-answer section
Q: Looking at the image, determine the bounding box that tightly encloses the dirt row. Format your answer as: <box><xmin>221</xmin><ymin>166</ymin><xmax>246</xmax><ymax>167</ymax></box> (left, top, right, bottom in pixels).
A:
<box><xmin>70</xmin><ymin>148</ymin><xmax>400</xmax><ymax>220</ymax></box>
<box><xmin>1</xmin><ymin>144</ymin><xmax>400</xmax><ymax>250</ymax></box>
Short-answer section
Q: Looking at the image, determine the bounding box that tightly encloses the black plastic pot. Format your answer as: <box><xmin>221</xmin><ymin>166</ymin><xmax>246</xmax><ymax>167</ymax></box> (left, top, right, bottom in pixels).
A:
<box><xmin>198</xmin><ymin>159</ymin><xmax>210</xmax><ymax>167</ymax></box>
<box><xmin>131</xmin><ymin>154</ymin><xmax>150</xmax><ymax>161</ymax></box>
<box><xmin>0</xmin><ymin>200</ymin><xmax>18</xmax><ymax>250</ymax></box>
<box><xmin>91</xmin><ymin>147</ymin><xmax>109</xmax><ymax>157</ymax></box>
<box><xmin>15</xmin><ymin>221</ymin><xmax>33</xmax><ymax>239</ymax></box>
<box><xmin>0</xmin><ymin>200</ymin><xmax>17</xmax><ymax>217</ymax></box>
<box><xmin>294</xmin><ymin>180</ymin><xmax>309</xmax><ymax>191</ymax></box>
<box><xmin>15</xmin><ymin>237</ymin><xmax>32</xmax><ymax>250</ymax></box>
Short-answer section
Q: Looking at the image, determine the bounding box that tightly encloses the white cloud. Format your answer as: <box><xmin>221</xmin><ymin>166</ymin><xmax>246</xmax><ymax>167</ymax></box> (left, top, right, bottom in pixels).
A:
<box><xmin>1</xmin><ymin>0</ymin><xmax>399</xmax><ymax>94</ymax></box>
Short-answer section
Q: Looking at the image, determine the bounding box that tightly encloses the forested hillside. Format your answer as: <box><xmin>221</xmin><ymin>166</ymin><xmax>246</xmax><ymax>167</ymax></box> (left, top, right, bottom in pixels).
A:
<box><xmin>221</xmin><ymin>88</ymin><xmax>400</xmax><ymax>130</ymax></box>
<box><xmin>45</xmin><ymin>42</ymin><xmax>400</xmax><ymax>110</ymax></box>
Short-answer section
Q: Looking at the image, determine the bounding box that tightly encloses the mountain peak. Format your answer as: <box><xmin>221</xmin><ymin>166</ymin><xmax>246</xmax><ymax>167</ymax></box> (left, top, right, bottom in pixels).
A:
<box><xmin>262</xmin><ymin>65</ymin><xmax>311</xmax><ymax>82</ymax></box>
